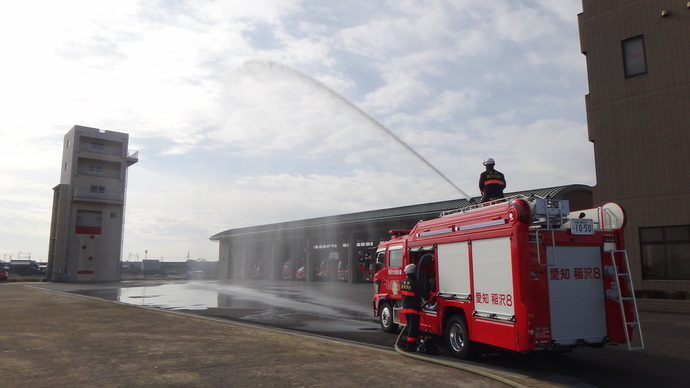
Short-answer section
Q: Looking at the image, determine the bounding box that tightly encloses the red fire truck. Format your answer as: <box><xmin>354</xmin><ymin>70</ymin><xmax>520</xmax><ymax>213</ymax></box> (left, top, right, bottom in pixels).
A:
<box><xmin>373</xmin><ymin>196</ymin><xmax>643</xmax><ymax>359</ymax></box>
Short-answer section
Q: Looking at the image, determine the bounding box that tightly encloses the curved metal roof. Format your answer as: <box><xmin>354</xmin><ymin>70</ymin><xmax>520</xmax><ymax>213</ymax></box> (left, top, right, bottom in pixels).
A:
<box><xmin>209</xmin><ymin>184</ymin><xmax>592</xmax><ymax>240</ymax></box>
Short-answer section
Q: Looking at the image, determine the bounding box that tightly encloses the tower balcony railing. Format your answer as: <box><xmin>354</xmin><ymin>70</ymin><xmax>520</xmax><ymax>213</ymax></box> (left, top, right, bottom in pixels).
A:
<box><xmin>73</xmin><ymin>188</ymin><xmax>124</xmax><ymax>203</ymax></box>
<box><xmin>126</xmin><ymin>149</ymin><xmax>139</xmax><ymax>166</ymax></box>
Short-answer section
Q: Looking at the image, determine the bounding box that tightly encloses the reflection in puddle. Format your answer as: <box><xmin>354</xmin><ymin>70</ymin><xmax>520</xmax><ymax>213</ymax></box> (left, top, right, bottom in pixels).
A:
<box><xmin>118</xmin><ymin>283</ymin><xmax>217</xmax><ymax>310</ymax></box>
<box><xmin>76</xmin><ymin>280</ymin><xmax>379</xmax><ymax>333</ymax></box>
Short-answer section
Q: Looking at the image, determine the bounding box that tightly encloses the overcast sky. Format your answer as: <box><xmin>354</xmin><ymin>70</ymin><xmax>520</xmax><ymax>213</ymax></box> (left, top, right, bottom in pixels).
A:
<box><xmin>0</xmin><ymin>0</ymin><xmax>592</xmax><ymax>262</ymax></box>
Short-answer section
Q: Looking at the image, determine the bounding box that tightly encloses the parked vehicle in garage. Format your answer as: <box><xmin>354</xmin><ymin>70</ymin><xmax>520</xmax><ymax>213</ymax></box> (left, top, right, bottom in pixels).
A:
<box><xmin>296</xmin><ymin>266</ymin><xmax>306</xmax><ymax>281</ymax></box>
<box><xmin>316</xmin><ymin>252</ymin><xmax>341</xmax><ymax>281</ymax></box>
<box><xmin>337</xmin><ymin>261</ymin><xmax>348</xmax><ymax>282</ymax></box>
<box><xmin>282</xmin><ymin>259</ymin><xmax>304</xmax><ymax>280</ymax></box>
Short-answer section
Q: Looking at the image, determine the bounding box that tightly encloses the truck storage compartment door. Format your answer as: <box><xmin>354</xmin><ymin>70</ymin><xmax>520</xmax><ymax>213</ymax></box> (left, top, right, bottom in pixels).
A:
<box><xmin>472</xmin><ymin>237</ymin><xmax>515</xmax><ymax>321</ymax></box>
<box><xmin>437</xmin><ymin>242</ymin><xmax>470</xmax><ymax>299</ymax></box>
<box><xmin>547</xmin><ymin>246</ymin><xmax>606</xmax><ymax>346</ymax></box>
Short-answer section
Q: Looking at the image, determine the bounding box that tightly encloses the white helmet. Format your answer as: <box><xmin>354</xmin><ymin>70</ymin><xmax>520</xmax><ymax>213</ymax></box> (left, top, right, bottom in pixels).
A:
<box><xmin>404</xmin><ymin>264</ymin><xmax>417</xmax><ymax>274</ymax></box>
<box><xmin>483</xmin><ymin>158</ymin><xmax>495</xmax><ymax>166</ymax></box>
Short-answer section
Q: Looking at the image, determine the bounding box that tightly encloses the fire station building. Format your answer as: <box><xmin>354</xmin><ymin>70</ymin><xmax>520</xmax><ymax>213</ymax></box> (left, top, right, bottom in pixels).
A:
<box><xmin>210</xmin><ymin>185</ymin><xmax>593</xmax><ymax>284</ymax></box>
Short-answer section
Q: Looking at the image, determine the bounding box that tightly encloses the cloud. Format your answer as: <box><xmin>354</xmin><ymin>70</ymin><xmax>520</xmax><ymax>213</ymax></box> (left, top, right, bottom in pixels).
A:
<box><xmin>0</xmin><ymin>1</ymin><xmax>592</xmax><ymax>262</ymax></box>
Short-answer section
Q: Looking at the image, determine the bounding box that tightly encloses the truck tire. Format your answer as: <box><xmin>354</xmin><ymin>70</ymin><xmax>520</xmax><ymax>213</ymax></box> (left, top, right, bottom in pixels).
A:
<box><xmin>379</xmin><ymin>302</ymin><xmax>398</xmax><ymax>333</ymax></box>
<box><xmin>445</xmin><ymin>315</ymin><xmax>474</xmax><ymax>359</ymax></box>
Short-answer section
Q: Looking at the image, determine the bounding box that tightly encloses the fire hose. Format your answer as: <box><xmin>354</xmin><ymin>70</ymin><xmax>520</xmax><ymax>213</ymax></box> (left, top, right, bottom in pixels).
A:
<box><xmin>394</xmin><ymin>327</ymin><xmax>530</xmax><ymax>388</ymax></box>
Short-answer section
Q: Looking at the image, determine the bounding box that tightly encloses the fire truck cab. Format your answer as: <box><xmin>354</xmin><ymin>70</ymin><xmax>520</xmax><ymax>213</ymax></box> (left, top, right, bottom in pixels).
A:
<box><xmin>373</xmin><ymin>196</ymin><xmax>643</xmax><ymax>359</ymax></box>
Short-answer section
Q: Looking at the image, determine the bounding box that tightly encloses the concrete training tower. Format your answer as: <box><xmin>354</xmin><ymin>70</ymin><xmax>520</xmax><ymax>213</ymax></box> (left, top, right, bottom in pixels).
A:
<box><xmin>46</xmin><ymin>125</ymin><xmax>138</xmax><ymax>282</ymax></box>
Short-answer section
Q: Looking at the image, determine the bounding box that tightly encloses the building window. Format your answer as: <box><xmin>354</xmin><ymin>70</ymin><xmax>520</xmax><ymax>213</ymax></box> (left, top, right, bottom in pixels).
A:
<box><xmin>110</xmin><ymin>212</ymin><xmax>117</xmax><ymax>219</ymax></box>
<box><xmin>313</xmin><ymin>243</ymin><xmax>337</xmax><ymax>249</ymax></box>
<box><xmin>622</xmin><ymin>35</ymin><xmax>647</xmax><ymax>78</ymax></box>
<box><xmin>90</xmin><ymin>142</ymin><xmax>105</xmax><ymax>152</ymax></box>
<box><xmin>88</xmin><ymin>164</ymin><xmax>103</xmax><ymax>174</ymax></box>
<box><xmin>90</xmin><ymin>185</ymin><xmax>106</xmax><ymax>195</ymax></box>
<box><xmin>640</xmin><ymin>225</ymin><xmax>690</xmax><ymax>280</ymax></box>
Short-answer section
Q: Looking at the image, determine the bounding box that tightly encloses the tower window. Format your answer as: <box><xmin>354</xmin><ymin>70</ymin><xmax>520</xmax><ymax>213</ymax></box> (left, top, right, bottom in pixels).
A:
<box><xmin>622</xmin><ymin>35</ymin><xmax>647</xmax><ymax>78</ymax></box>
<box><xmin>88</xmin><ymin>165</ymin><xmax>103</xmax><ymax>174</ymax></box>
<box><xmin>90</xmin><ymin>185</ymin><xmax>106</xmax><ymax>194</ymax></box>
<box><xmin>90</xmin><ymin>142</ymin><xmax>105</xmax><ymax>152</ymax></box>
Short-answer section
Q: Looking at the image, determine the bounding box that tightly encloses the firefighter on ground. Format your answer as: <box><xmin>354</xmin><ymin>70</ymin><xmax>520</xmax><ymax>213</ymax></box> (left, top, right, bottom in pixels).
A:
<box><xmin>478</xmin><ymin>157</ymin><xmax>506</xmax><ymax>203</ymax></box>
<box><xmin>400</xmin><ymin>263</ymin><xmax>429</xmax><ymax>352</ymax></box>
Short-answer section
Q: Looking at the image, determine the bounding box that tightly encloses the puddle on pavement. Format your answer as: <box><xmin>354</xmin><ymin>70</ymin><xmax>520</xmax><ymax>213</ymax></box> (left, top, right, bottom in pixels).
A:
<box><xmin>73</xmin><ymin>280</ymin><xmax>378</xmax><ymax>333</ymax></box>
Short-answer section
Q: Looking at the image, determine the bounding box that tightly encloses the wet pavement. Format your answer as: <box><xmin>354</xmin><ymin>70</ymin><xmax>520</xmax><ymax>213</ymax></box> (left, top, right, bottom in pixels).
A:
<box><xmin>69</xmin><ymin>280</ymin><xmax>393</xmax><ymax>347</ymax></box>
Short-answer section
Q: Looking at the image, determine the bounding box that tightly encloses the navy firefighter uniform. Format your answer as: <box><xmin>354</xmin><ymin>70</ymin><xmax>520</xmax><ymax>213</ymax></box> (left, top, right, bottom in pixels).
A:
<box><xmin>478</xmin><ymin>157</ymin><xmax>506</xmax><ymax>203</ymax></box>
<box><xmin>400</xmin><ymin>264</ymin><xmax>429</xmax><ymax>351</ymax></box>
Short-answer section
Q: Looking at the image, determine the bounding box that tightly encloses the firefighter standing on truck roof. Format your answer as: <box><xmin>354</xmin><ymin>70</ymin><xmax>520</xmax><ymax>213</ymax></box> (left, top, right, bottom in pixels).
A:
<box><xmin>479</xmin><ymin>157</ymin><xmax>506</xmax><ymax>203</ymax></box>
<box><xmin>401</xmin><ymin>264</ymin><xmax>429</xmax><ymax>352</ymax></box>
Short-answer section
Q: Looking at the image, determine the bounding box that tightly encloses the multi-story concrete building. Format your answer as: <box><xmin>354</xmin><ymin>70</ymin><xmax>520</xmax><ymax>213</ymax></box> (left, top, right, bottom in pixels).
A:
<box><xmin>47</xmin><ymin>125</ymin><xmax>138</xmax><ymax>282</ymax></box>
<box><xmin>579</xmin><ymin>0</ymin><xmax>690</xmax><ymax>309</ymax></box>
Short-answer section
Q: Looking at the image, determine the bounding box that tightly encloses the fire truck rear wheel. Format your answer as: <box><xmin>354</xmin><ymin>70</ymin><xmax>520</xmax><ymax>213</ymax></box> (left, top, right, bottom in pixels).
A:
<box><xmin>379</xmin><ymin>302</ymin><xmax>398</xmax><ymax>333</ymax></box>
<box><xmin>446</xmin><ymin>315</ymin><xmax>474</xmax><ymax>359</ymax></box>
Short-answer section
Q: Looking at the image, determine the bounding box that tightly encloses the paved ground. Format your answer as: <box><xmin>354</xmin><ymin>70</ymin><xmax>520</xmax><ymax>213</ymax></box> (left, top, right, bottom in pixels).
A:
<box><xmin>1</xmin><ymin>283</ymin><xmax>559</xmax><ymax>388</ymax></box>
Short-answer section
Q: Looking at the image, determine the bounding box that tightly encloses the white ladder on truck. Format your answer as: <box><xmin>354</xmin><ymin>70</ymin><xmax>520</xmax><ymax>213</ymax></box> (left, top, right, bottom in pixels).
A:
<box><xmin>609</xmin><ymin>250</ymin><xmax>645</xmax><ymax>350</ymax></box>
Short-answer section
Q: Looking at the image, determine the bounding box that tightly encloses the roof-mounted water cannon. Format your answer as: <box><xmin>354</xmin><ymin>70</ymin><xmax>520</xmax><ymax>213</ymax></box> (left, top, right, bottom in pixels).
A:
<box><xmin>530</xmin><ymin>198</ymin><xmax>570</xmax><ymax>229</ymax></box>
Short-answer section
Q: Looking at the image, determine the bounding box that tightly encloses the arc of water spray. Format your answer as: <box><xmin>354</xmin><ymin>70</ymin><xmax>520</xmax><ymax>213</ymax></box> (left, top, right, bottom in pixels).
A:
<box><xmin>243</xmin><ymin>60</ymin><xmax>473</xmax><ymax>201</ymax></box>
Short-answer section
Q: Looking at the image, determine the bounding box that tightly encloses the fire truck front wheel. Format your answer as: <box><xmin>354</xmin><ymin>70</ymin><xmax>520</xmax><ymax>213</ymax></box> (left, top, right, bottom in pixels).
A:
<box><xmin>379</xmin><ymin>302</ymin><xmax>398</xmax><ymax>333</ymax></box>
<box><xmin>446</xmin><ymin>315</ymin><xmax>474</xmax><ymax>359</ymax></box>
